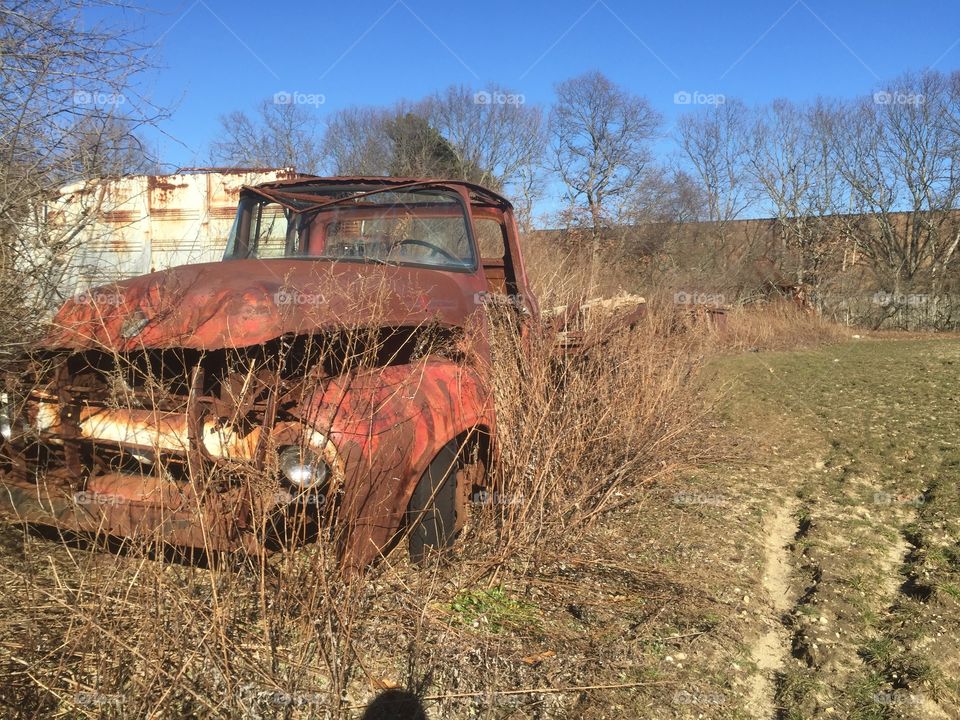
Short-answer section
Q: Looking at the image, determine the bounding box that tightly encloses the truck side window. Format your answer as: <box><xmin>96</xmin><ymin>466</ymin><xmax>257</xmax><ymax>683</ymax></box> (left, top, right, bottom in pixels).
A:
<box><xmin>474</xmin><ymin>218</ymin><xmax>505</xmax><ymax>260</ymax></box>
<box><xmin>474</xmin><ymin>218</ymin><xmax>510</xmax><ymax>296</ymax></box>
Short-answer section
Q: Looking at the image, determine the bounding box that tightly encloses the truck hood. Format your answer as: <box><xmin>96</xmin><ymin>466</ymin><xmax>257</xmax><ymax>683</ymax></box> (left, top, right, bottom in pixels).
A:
<box><xmin>42</xmin><ymin>259</ymin><xmax>483</xmax><ymax>351</ymax></box>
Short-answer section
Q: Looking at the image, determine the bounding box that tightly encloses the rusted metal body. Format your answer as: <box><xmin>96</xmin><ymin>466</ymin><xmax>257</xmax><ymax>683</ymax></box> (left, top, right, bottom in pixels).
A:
<box><xmin>546</xmin><ymin>294</ymin><xmax>649</xmax><ymax>353</ymax></box>
<box><xmin>0</xmin><ymin>177</ymin><xmax>538</xmax><ymax>570</ymax></box>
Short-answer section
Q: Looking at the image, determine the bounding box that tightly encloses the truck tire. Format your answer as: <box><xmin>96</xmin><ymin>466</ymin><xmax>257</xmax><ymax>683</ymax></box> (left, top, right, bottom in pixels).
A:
<box><xmin>407</xmin><ymin>441</ymin><xmax>462</xmax><ymax>562</ymax></box>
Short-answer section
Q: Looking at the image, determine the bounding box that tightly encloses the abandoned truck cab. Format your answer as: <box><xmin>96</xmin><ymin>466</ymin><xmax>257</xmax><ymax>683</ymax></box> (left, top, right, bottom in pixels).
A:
<box><xmin>0</xmin><ymin>177</ymin><xmax>538</xmax><ymax>569</ymax></box>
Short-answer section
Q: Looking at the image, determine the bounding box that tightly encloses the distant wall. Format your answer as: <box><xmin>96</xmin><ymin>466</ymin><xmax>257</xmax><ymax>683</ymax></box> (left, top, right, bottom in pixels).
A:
<box><xmin>532</xmin><ymin>212</ymin><xmax>960</xmax><ymax>330</ymax></box>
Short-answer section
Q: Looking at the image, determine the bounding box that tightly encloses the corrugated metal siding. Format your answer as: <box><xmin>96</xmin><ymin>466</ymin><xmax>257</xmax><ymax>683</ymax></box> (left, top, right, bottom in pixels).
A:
<box><xmin>51</xmin><ymin>168</ymin><xmax>296</xmax><ymax>294</ymax></box>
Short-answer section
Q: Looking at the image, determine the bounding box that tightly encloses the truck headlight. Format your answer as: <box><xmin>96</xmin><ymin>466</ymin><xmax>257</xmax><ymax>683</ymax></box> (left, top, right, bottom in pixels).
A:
<box><xmin>279</xmin><ymin>445</ymin><xmax>329</xmax><ymax>489</ymax></box>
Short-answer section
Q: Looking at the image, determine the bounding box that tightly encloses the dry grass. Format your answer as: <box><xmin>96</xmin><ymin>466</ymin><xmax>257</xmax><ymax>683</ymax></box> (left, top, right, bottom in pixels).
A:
<box><xmin>0</xmin><ymin>244</ymin><xmax>853</xmax><ymax>719</ymax></box>
<box><xmin>714</xmin><ymin>302</ymin><xmax>850</xmax><ymax>352</ymax></box>
<box><xmin>472</xmin><ymin>303</ymin><xmax>709</xmax><ymax>563</ymax></box>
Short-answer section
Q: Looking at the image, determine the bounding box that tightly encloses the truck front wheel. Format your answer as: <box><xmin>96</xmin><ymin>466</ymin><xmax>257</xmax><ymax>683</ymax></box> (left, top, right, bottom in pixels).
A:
<box><xmin>407</xmin><ymin>441</ymin><xmax>464</xmax><ymax>562</ymax></box>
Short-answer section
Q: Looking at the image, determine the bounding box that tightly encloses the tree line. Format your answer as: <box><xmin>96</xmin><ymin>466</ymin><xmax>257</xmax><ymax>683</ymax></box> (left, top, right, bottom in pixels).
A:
<box><xmin>210</xmin><ymin>69</ymin><xmax>960</xmax><ymax>325</ymax></box>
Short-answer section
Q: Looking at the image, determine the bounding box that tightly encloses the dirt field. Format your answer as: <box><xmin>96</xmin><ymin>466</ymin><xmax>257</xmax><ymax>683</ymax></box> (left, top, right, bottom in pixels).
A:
<box><xmin>658</xmin><ymin>336</ymin><xmax>960</xmax><ymax>719</ymax></box>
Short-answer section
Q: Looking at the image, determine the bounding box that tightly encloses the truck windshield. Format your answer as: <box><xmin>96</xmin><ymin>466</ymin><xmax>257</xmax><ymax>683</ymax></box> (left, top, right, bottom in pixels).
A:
<box><xmin>223</xmin><ymin>186</ymin><xmax>476</xmax><ymax>270</ymax></box>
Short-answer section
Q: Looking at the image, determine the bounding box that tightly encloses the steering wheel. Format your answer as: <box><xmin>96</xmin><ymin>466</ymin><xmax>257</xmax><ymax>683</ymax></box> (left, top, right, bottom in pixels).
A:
<box><xmin>390</xmin><ymin>238</ymin><xmax>461</xmax><ymax>264</ymax></box>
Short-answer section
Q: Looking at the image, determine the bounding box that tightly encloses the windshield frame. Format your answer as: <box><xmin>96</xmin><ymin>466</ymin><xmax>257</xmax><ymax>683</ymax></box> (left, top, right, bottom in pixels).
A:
<box><xmin>223</xmin><ymin>183</ymin><xmax>480</xmax><ymax>273</ymax></box>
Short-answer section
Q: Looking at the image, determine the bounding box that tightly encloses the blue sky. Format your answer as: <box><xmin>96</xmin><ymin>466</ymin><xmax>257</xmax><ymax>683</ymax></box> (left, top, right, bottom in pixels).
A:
<box><xmin>128</xmin><ymin>0</ymin><xmax>960</xmax><ymax>170</ymax></box>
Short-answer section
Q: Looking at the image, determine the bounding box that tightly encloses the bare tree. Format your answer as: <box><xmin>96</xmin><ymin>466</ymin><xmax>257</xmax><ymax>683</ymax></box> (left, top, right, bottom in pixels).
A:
<box><xmin>944</xmin><ymin>70</ymin><xmax>960</xmax><ymax>156</ymax></box>
<box><xmin>677</xmin><ymin>98</ymin><xmax>757</xmax><ymax>227</ymax></box>
<box><xmin>509</xmin><ymin>159</ymin><xmax>547</xmax><ymax>235</ymax></box>
<box><xmin>322</xmin><ymin>90</ymin><xmax>546</xmax><ymax>231</ymax></box>
<box><xmin>322</xmin><ymin>105</ymin><xmax>395</xmax><ymax>176</ymax></box>
<box><xmin>747</xmin><ymin>98</ymin><xmax>842</xmax><ymax>294</ymax></box>
<box><xmin>549</xmin><ymin>71</ymin><xmax>661</xmax><ymax>289</ymax></box>
<box><xmin>210</xmin><ymin>98</ymin><xmax>324</xmax><ymax>173</ymax></box>
<box><xmin>833</xmin><ymin>70</ymin><xmax>960</xmax><ymax>325</ymax></box>
<box><xmin>321</xmin><ymin>102</ymin><xmax>465</xmax><ymax>178</ymax></box>
<box><xmin>424</xmin><ymin>84</ymin><xmax>546</xmax><ymax>220</ymax></box>
<box><xmin>615</xmin><ymin>167</ymin><xmax>707</xmax><ymax>277</ymax></box>
<box><xmin>675</xmin><ymin>99</ymin><xmax>765</xmax><ymax>294</ymax></box>
<box><xmin>59</xmin><ymin>115</ymin><xmax>153</xmax><ymax>180</ymax></box>
<box><xmin>0</xmin><ymin>0</ymin><xmax>159</xmax><ymax>354</ymax></box>
<box><xmin>624</xmin><ymin>167</ymin><xmax>706</xmax><ymax>227</ymax></box>
<box><xmin>321</xmin><ymin>87</ymin><xmax>546</xmax><ymax>231</ymax></box>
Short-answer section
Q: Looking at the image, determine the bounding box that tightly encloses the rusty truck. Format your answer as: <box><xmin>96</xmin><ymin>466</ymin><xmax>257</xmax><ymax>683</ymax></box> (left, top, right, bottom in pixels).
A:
<box><xmin>0</xmin><ymin>176</ymin><xmax>548</xmax><ymax>570</ymax></box>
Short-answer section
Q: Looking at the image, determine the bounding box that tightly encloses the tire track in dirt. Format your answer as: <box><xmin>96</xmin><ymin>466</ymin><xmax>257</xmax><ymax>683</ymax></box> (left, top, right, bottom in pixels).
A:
<box><xmin>890</xmin><ymin>531</ymin><xmax>953</xmax><ymax>720</ymax></box>
<box><xmin>747</xmin><ymin>497</ymin><xmax>799</xmax><ymax>718</ymax></box>
<box><xmin>875</xmin><ymin>494</ymin><xmax>954</xmax><ymax>720</ymax></box>
<box><xmin>778</xmin><ymin>479</ymin><xmax>954</xmax><ymax>718</ymax></box>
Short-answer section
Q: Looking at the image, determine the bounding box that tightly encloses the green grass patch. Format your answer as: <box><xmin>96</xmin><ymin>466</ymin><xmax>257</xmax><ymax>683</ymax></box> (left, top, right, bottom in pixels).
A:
<box><xmin>447</xmin><ymin>587</ymin><xmax>540</xmax><ymax>633</ymax></box>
